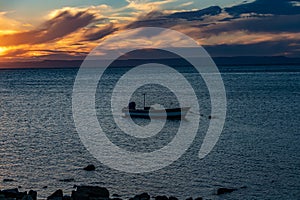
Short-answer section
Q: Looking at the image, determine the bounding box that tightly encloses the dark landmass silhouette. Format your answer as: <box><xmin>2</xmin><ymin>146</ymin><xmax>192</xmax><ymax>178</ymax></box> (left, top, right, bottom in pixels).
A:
<box><xmin>0</xmin><ymin>56</ymin><xmax>300</xmax><ymax>69</ymax></box>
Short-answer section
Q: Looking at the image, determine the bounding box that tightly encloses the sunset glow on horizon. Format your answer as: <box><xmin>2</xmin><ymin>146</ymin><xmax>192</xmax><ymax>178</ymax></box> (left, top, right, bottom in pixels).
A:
<box><xmin>0</xmin><ymin>0</ymin><xmax>300</xmax><ymax>63</ymax></box>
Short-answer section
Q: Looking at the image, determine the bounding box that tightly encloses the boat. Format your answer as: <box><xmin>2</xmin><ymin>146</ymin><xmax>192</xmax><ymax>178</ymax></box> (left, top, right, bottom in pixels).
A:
<box><xmin>122</xmin><ymin>106</ymin><xmax>190</xmax><ymax>119</ymax></box>
<box><xmin>121</xmin><ymin>94</ymin><xmax>190</xmax><ymax>119</ymax></box>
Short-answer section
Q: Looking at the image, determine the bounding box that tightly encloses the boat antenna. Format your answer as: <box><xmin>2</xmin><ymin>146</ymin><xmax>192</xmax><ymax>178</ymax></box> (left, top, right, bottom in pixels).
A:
<box><xmin>143</xmin><ymin>93</ymin><xmax>146</xmax><ymax>109</ymax></box>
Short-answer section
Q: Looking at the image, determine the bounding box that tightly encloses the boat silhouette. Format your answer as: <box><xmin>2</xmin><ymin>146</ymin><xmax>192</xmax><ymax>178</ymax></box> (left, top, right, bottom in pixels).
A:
<box><xmin>122</xmin><ymin>94</ymin><xmax>190</xmax><ymax>119</ymax></box>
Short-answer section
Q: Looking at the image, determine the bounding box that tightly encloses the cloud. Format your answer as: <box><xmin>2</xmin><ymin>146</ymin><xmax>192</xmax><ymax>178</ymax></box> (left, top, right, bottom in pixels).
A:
<box><xmin>204</xmin><ymin>38</ymin><xmax>300</xmax><ymax>57</ymax></box>
<box><xmin>124</xmin><ymin>0</ymin><xmax>300</xmax><ymax>58</ymax></box>
<box><xmin>225</xmin><ymin>0</ymin><xmax>300</xmax><ymax>16</ymax></box>
<box><xmin>1</xmin><ymin>0</ymin><xmax>300</xmax><ymax>60</ymax></box>
<box><xmin>0</xmin><ymin>9</ymin><xmax>96</xmax><ymax>46</ymax></box>
<box><xmin>201</xmin><ymin>14</ymin><xmax>300</xmax><ymax>36</ymax></box>
<box><xmin>168</xmin><ymin>6</ymin><xmax>222</xmax><ymax>20</ymax></box>
<box><xmin>125</xmin><ymin>6</ymin><xmax>223</xmax><ymax>29</ymax></box>
<box><xmin>125</xmin><ymin>0</ymin><xmax>175</xmax><ymax>11</ymax></box>
<box><xmin>83</xmin><ymin>23</ymin><xmax>118</xmax><ymax>41</ymax></box>
<box><xmin>0</xmin><ymin>12</ymin><xmax>24</xmax><ymax>33</ymax></box>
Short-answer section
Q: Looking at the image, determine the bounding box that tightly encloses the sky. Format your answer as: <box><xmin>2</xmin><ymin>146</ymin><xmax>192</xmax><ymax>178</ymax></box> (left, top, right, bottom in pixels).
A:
<box><xmin>0</xmin><ymin>0</ymin><xmax>300</xmax><ymax>62</ymax></box>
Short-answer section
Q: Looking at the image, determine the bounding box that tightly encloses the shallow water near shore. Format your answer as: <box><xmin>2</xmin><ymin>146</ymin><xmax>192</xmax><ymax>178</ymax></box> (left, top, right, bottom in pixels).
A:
<box><xmin>0</xmin><ymin>65</ymin><xmax>299</xmax><ymax>199</ymax></box>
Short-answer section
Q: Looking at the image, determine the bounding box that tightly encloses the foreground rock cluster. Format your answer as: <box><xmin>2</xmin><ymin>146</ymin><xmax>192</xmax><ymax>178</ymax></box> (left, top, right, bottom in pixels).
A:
<box><xmin>0</xmin><ymin>188</ymin><xmax>37</xmax><ymax>200</ymax></box>
<box><xmin>0</xmin><ymin>185</ymin><xmax>242</xmax><ymax>200</ymax></box>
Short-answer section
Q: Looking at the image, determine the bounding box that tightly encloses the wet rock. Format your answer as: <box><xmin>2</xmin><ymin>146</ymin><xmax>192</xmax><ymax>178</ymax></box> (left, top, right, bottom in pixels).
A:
<box><xmin>155</xmin><ymin>195</ymin><xmax>168</xmax><ymax>200</ymax></box>
<box><xmin>63</xmin><ymin>195</ymin><xmax>72</xmax><ymax>200</ymax></box>
<box><xmin>139</xmin><ymin>193</ymin><xmax>150</xmax><ymax>200</ymax></box>
<box><xmin>112</xmin><ymin>194</ymin><xmax>120</xmax><ymax>197</ymax></box>
<box><xmin>194</xmin><ymin>197</ymin><xmax>203</xmax><ymax>200</ymax></box>
<box><xmin>169</xmin><ymin>196</ymin><xmax>178</xmax><ymax>200</ymax></box>
<box><xmin>43</xmin><ymin>186</ymin><xmax>48</xmax><ymax>189</ymax></box>
<box><xmin>72</xmin><ymin>186</ymin><xmax>109</xmax><ymax>200</ymax></box>
<box><xmin>130</xmin><ymin>192</ymin><xmax>150</xmax><ymax>200</ymax></box>
<box><xmin>217</xmin><ymin>187</ymin><xmax>237</xmax><ymax>195</ymax></box>
<box><xmin>83</xmin><ymin>164</ymin><xmax>96</xmax><ymax>171</ymax></box>
<box><xmin>0</xmin><ymin>188</ymin><xmax>27</xmax><ymax>199</ymax></box>
<box><xmin>29</xmin><ymin>190</ymin><xmax>37</xmax><ymax>200</ymax></box>
<box><xmin>22</xmin><ymin>195</ymin><xmax>34</xmax><ymax>200</ymax></box>
<box><xmin>59</xmin><ymin>178</ymin><xmax>75</xmax><ymax>182</ymax></box>
<box><xmin>3</xmin><ymin>178</ymin><xmax>14</xmax><ymax>182</ymax></box>
<box><xmin>185</xmin><ymin>197</ymin><xmax>193</xmax><ymax>200</ymax></box>
<box><xmin>47</xmin><ymin>189</ymin><xmax>63</xmax><ymax>200</ymax></box>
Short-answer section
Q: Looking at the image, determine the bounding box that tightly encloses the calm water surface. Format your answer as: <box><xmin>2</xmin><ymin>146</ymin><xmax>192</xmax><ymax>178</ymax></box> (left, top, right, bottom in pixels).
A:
<box><xmin>0</xmin><ymin>66</ymin><xmax>299</xmax><ymax>199</ymax></box>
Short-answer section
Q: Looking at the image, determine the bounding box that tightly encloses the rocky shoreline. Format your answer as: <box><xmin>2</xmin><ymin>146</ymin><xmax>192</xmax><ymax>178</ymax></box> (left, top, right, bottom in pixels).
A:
<box><xmin>1</xmin><ymin>166</ymin><xmax>245</xmax><ymax>199</ymax></box>
<box><xmin>0</xmin><ymin>185</ymin><xmax>245</xmax><ymax>200</ymax></box>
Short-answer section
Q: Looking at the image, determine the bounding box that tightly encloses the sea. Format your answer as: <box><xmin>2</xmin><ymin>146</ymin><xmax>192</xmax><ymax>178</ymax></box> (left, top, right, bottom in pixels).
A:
<box><xmin>0</xmin><ymin>65</ymin><xmax>299</xmax><ymax>199</ymax></box>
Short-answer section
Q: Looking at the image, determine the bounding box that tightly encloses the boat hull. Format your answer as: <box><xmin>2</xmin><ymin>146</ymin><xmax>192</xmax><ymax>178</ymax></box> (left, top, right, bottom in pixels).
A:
<box><xmin>122</xmin><ymin>107</ymin><xmax>190</xmax><ymax>119</ymax></box>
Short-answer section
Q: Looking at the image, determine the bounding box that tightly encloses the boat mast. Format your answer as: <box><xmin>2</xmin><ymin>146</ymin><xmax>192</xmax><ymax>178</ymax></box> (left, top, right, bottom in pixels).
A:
<box><xmin>143</xmin><ymin>93</ymin><xmax>146</xmax><ymax>109</ymax></box>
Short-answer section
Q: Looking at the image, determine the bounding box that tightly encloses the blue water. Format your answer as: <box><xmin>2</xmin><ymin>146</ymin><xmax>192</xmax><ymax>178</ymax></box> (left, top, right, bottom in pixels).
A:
<box><xmin>0</xmin><ymin>66</ymin><xmax>299</xmax><ymax>199</ymax></box>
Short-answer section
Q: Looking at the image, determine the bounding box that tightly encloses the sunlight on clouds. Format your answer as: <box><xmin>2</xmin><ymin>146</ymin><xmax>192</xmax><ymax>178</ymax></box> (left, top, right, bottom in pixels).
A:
<box><xmin>177</xmin><ymin>1</ymin><xmax>194</xmax><ymax>8</ymax></box>
<box><xmin>96</xmin><ymin>27</ymin><xmax>199</xmax><ymax>54</ymax></box>
<box><xmin>126</xmin><ymin>0</ymin><xmax>176</xmax><ymax>11</ymax></box>
<box><xmin>197</xmin><ymin>31</ymin><xmax>300</xmax><ymax>46</ymax></box>
<box><xmin>47</xmin><ymin>5</ymin><xmax>112</xmax><ymax>20</ymax></box>
<box><xmin>0</xmin><ymin>47</ymin><xmax>8</xmax><ymax>56</ymax></box>
<box><xmin>290</xmin><ymin>1</ymin><xmax>300</xmax><ymax>7</ymax></box>
<box><xmin>0</xmin><ymin>12</ymin><xmax>25</xmax><ymax>32</ymax></box>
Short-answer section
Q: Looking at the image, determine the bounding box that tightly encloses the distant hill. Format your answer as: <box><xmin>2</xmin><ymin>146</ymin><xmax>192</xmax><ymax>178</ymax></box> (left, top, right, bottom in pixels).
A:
<box><xmin>1</xmin><ymin>56</ymin><xmax>300</xmax><ymax>69</ymax></box>
<box><xmin>213</xmin><ymin>56</ymin><xmax>300</xmax><ymax>66</ymax></box>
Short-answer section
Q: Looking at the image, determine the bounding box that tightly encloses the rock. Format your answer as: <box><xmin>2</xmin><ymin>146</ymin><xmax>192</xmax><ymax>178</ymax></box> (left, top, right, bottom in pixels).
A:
<box><xmin>29</xmin><ymin>190</ymin><xmax>37</xmax><ymax>200</ymax></box>
<box><xmin>0</xmin><ymin>188</ymin><xmax>27</xmax><ymax>199</ymax></box>
<box><xmin>18</xmin><ymin>186</ymin><xmax>22</xmax><ymax>189</ymax></box>
<box><xmin>186</xmin><ymin>197</ymin><xmax>193</xmax><ymax>200</ymax></box>
<box><xmin>169</xmin><ymin>196</ymin><xmax>178</xmax><ymax>200</ymax></box>
<box><xmin>131</xmin><ymin>192</ymin><xmax>150</xmax><ymax>200</ymax></box>
<box><xmin>22</xmin><ymin>195</ymin><xmax>33</xmax><ymax>200</ymax></box>
<box><xmin>3</xmin><ymin>178</ymin><xmax>14</xmax><ymax>182</ymax></box>
<box><xmin>139</xmin><ymin>193</ymin><xmax>150</xmax><ymax>200</ymax></box>
<box><xmin>155</xmin><ymin>195</ymin><xmax>168</xmax><ymax>200</ymax></box>
<box><xmin>194</xmin><ymin>197</ymin><xmax>203</xmax><ymax>200</ymax></box>
<box><xmin>83</xmin><ymin>164</ymin><xmax>96</xmax><ymax>171</ymax></box>
<box><xmin>59</xmin><ymin>178</ymin><xmax>75</xmax><ymax>182</ymax></box>
<box><xmin>43</xmin><ymin>186</ymin><xmax>48</xmax><ymax>189</ymax></box>
<box><xmin>217</xmin><ymin>187</ymin><xmax>237</xmax><ymax>195</ymax></box>
<box><xmin>47</xmin><ymin>189</ymin><xmax>63</xmax><ymax>200</ymax></box>
<box><xmin>63</xmin><ymin>195</ymin><xmax>72</xmax><ymax>200</ymax></box>
<box><xmin>72</xmin><ymin>186</ymin><xmax>109</xmax><ymax>200</ymax></box>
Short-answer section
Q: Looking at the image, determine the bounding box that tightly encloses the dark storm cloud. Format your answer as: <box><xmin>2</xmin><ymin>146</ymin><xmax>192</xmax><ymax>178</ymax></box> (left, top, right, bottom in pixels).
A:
<box><xmin>167</xmin><ymin>6</ymin><xmax>222</xmax><ymax>20</ymax></box>
<box><xmin>202</xmin><ymin>14</ymin><xmax>300</xmax><ymax>35</ymax></box>
<box><xmin>225</xmin><ymin>0</ymin><xmax>300</xmax><ymax>16</ymax></box>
